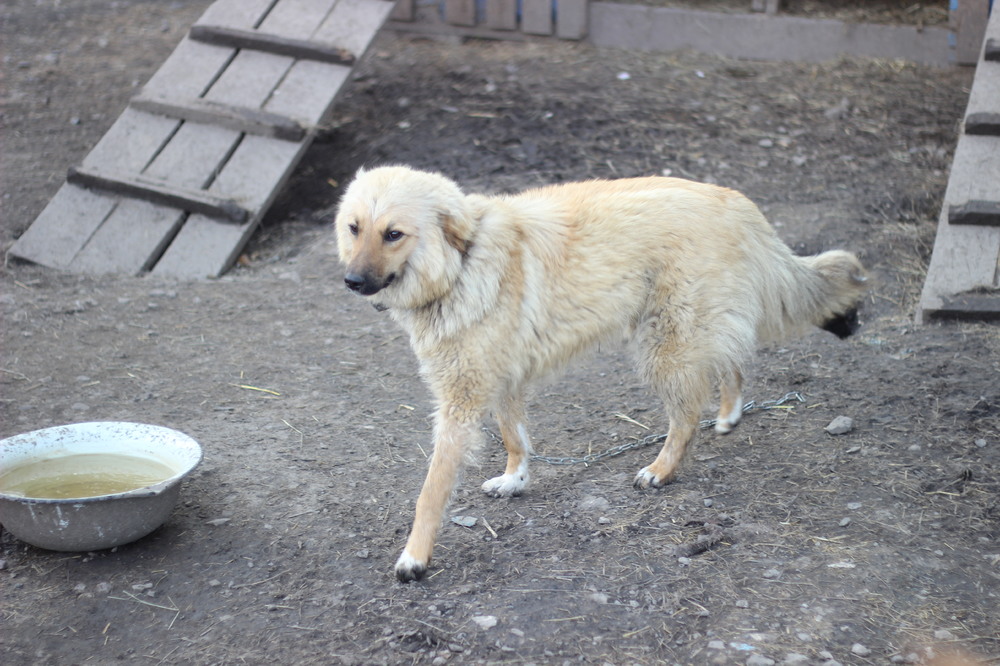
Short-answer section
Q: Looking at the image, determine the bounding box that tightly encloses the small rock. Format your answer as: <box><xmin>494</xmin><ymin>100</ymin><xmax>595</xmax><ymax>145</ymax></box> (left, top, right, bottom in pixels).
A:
<box><xmin>73</xmin><ymin>583</ymin><xmax>87</xmax><ymax>593</ymax></box>
<box><xmin>205</xmin><ymin>518</ymin><xmax>231</xmax><ymax>526</ymax></box>
<box><xmin>846</xmin><ymin>502</ymin><xmax>863</xmax><ymax>510</ymax></box>
<box><xmin>577</xmin><ymin>495</ymin><xmax>610</xmax><ymax>512</ymax></box>
<box><xmin>356</xmin><ymin>549</ymin><xmax>370</xmax><ymax>559</ymax></box>
<box><xmin>450</xmin><ymin>515</ymin><xmax>477</xmax><ymax>528</ymax></box>
<box><xmin>703</xmin><ymin>498</ymin><xmax>714</xmax><ymax>508</ymax></box>
<box><xmin>95</xmin><ymin>582</ymin><xmax>112</xmax><ymax>594</ymax></box>
<box><xmin>0</xmin><ymin>559</ymin><xmax>7</xmax><ymax>570</ymax></box>
<box><xmin>782</xmin><ymin>655</ymin><xmax>810</xmax><ymax>666</ymax></box>
<box><xmin>589</xmin><ymin>592</ymin><xmax>609</xmax><ymax>604</ymax></box>
<box><xmin>758</xmin><ymin>138</ymin><xmax>774</xmax><ymax>148</ymax></box>
<box><xmin>735</xmin><ymin>599</ymin><xmax>750</xmax><ymax>608</ymax></box>
<box><xmin>824</xmin><ymin>97</ymin><xmax>851</xmax><ymax>119</ymax></box>
<box><xmin>851</xmin><ymin>643</ymin><xmax>871</xmax><ymax>656</ymax></box>
<box><xmin>975</xmin><ymin>438</ymin><xmax>987</xmax><ymax>448</ymax></box>
<box><xmin>208</xmin><ymin>579</ymin><xmax>221</xmax><ymax>587</ymax></box>
<box><xmin>839</xmin><ymin>517</ymin><xmax>852</xmax><ymax>527</ymax></box>
<box><xmin>708</xmin><ymin>640</ymin><xmax>726</xmax><ymax>650</ymax></box>
<box><xmin>747</xmin><ymin>655</ymin><xmax>775</xmax><ymax>666</ymax></box>
<box><xmin>471</xmin><ymin>615</ymin><xmax>498</xmax><ymax>630</ymax></box>
<box><xmin>677</xmin><ymin>556</ymin><xmax>692</xmax><ymax>566</ymax></box>
<box><xmin>933</xmin><ymin>629</ymin><xmax>956</xmax><ymax>641</ymax></box>
<box><xmin>597</xmin><ymin>516</ymin><xmax>612</xmax><ymax>524</ymax></box>
<box><xmin>762</xmin><ymin>568</ymin><xmax>781</xmax><ymax>579</ymax></box>
<box><xmin>824</xmin><ymin>416</ymin><xmax>854</xmax><ymax>435</ymax></box>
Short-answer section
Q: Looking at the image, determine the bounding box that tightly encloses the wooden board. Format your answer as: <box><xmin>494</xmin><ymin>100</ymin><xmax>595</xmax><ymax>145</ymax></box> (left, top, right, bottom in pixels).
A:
<box><xmin>917</xmin><ymin>7</ymin><xmax>1000</xmax><ymax>323</ymax></box>
<box><xmin>9</xmin><ymin>0</ymin><xmax>395</xmax><ymax>279</ymax></box>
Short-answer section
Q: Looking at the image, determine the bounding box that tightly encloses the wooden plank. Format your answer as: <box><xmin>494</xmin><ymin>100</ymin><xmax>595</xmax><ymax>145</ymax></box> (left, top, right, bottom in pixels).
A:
<box><xmin>153</xmin><ymin>137</ymin><xmax>304</xmax><ymax>278</ymax></box>
<box><xmin>556</xmin><ymin>0</ymin><xmax>588</xmax><ymax>39</ymax></box>
<box><xmin>936</xmin><ymin>293</ymin><xmax>1000</xmax><ymax>321</ymax></box>
<box><xmin>486</xmin><ymin>0</ymin><xmax>517</xmax><ymax>31</ymax></box>
<box><xmin>188</xmin><ymin>25</ymin><xmax>356</xmax><ymax>65</ymax></box>
<box><xmin>951</xmin><ymin>0</ymin><xmax>989</xmax><ymax>65</ymax></box>
<box><xmin>444</xmin><ymin>0</ymin><xmax>476</xmax><ymax>27</ymax></box>
<box><xmin>130</xmin><ymin>94</ymin><xmax>308</xmax><ymax>141</ymax></box>
<box><xmin>948</xmin><ymin>200</ymin><xmax>1000</xmax><ymax>226</ymax></box>
<box><xmin>153</xmin><ymin>0</ymin><xmax>396</xmax><ymax>278</ymax></box>
<box><xmin>67</xmin><ymin>166</ymin><xmax>249</xmax><ymax>223</ymax></box>
<box><xmin>68</xmin><ymin>200</ymin><xmax>183</xmax><ymax>275</ymax></box>
<box><xmin>522</xmin><ymin>0</ymin><xmax>553</xmax><ymax>35</ymax></box>
<box><xmin>987</xmin><ymin>38</ymin><xmax>999</xmax><ymax>62</ymax></box>
<box><xmin>8</xmin><ymin>186</ymin><xmax>118</xmax><ymax>269</ymax></box>
<box><xmin>965</xmin><ymin>112</ymin><xmax>1000</xmax><ymax>135</ymax></box>
<box><xmin>314</xmin><ymin>0</ymin><xmax>396</xmax><ymax>58</ymax></box>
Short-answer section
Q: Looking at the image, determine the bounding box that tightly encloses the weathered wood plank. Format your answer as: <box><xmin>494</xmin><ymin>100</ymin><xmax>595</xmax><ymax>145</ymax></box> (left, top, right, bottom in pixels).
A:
<box><xmin>522</xmin><ymin>0</ymin><xmax>553</xmax><ymax>35</ymax></box>
<box><xmin>556</xmin><ymin>0</ymin><xmax>588</xmax><ymax>39</ymax></box>
<box><xmin>68</xmin><ymin>200</ymin><xmax>183</xmax><ymax>274</ymax></box>
<box><xmin>948</xmin><ymin>200</ymin><xmax>1000</xmax><ymax>226</ymax></box>
<box><xmin>153</xmin><ymin>137</ymin><xmax>304</xmax><ymax>278</ymax></box>
<box><xmin>486</xmin><ymin>0</ymin><xmax>517</xmax><ymax>31</ymax></box>
<box><xmin>188</xmin><ymin>25</ymin><xmax>356</xmax><ymax>65</ymax></box>
<box><xmin>951</xmin><ymin>0</ymin><xmax>989</xmax><ymax>64</ymax></box>
<box><xmin>934</xmin><ymin>293</ymin><xmax>1000</xmax><ymax>321</ymax></box>
<box><xmin>131</xmin><ymin>94</ymin><xmax>308</xmax><ymax>141</ymax></box>
<box><xmin>153</xmin><ymin>0</ymin><xmax>396</xmax><ymax>278</ymax></box>
<box><xmin>965</xmin><ymin>112</ymin><xmax>1000</xmax><ymax>136</ymax></box>
<box><xmin>444</xmin><ymin>0</ymin><xmax>476</xmax><ymax>27</ymax></box>
<box><xmin>8</xmin><ymin>186</ymin><xmax>118</xmax><ymax>269</ymax></box>
<box><xmin>67</xmin><ymin>166</ymin><xmax>249</xmax><ymax>223</ymax></box>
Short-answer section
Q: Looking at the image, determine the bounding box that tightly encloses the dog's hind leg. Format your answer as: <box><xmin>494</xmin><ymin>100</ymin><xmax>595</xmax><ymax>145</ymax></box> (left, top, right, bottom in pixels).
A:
<box><xmin>482</xmin><ymin>395</ymin><xmax>532</xmax><ymax>498</ymax></box>
<box><xmin>395</xmin><ymin>413</ymin><xmax>482</xmax><ymax>582</ymax></box>
<box><xmin>632</xmin><ymin>335</ymin><xmax>714</xmax><ymax>488</ymax></box>
<box><xmin>714</xmin><ymin>369</ymin><xmax>743</xmax><ymax>435</ymax></box>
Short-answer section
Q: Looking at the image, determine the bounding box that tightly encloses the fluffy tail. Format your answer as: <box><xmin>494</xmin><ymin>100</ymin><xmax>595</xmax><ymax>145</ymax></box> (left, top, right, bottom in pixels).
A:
<box><xmin>796</xmin><ymin>250</ymin><xmax>868</xmax><ymax>338</ymax></box>
<box><xmin>756</xmin><ymin>249</ymin><xmax>868</xmax><ymax>343</ymax></box>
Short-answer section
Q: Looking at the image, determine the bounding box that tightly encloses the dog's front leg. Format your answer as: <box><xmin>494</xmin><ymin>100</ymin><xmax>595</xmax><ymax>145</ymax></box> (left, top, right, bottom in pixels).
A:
<box><xmin>395</xmin><ymin>413</ymin><xmax>480</xmax><ymax>582</ymax></box>
<box><xmin>482</xmin><ymin>394</ymin><xmax>532</xmax><ymax>498</ymax></box>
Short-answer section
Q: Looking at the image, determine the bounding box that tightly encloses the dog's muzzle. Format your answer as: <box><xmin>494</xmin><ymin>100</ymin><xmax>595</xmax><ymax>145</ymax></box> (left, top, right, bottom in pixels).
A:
<box><xmin>344</xmin><ymin>272</ymin><xmax>394</xmax><ymax>296</ymax></box>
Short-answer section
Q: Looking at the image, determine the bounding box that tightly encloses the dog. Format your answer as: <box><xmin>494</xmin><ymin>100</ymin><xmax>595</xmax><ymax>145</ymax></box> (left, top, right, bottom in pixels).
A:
<box><xmin>335</xmin><ymin>165</ymin><xmax>867</xmax><ymax>582</ymax></box>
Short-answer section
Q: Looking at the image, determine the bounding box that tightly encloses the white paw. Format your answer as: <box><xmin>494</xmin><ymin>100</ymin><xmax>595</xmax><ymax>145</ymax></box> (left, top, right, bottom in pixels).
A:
<box><xmin>394</xmin><ymin>551</ymin><xmax>428</xmax><ymax>583</ymax></box>
<box><xmin>481</xmin><ymin>471</ymin><xmax>528</xmax><ymax>498</ymax></box>
<box><xmin>633</xmin><ymin>466</ymin><xmax>668</xmax><ymax>490</ymax></box>
<box><xmin>715</xmin><ymin>399</ymin><xmax>743</xmax><ymax>434</ymax></box>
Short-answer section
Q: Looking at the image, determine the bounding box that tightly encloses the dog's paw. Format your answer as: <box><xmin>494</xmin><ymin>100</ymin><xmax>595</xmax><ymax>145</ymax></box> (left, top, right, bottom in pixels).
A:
<box><xmin>394</xmin><ymin>551</ymin><xmax>428</xmax><ymax>583</ymax></box>
<box><xmin>481</xmin><ymin>471</ymin><xmax>528</xmax><ymax>498</ymax></box>
<box><xmin>714</xmin><ymin>417</ymin><xmax>739</xmax><ymax>435</ymax></box>
<box><xmin>715</xmin><ymin>401</ymin><xmax>743</xmax><ymax>435</ymax></box>
<box><xmin>633</xmin><ymin>466</ymin><xmax>672</xmax><ymax>490</ymax></box>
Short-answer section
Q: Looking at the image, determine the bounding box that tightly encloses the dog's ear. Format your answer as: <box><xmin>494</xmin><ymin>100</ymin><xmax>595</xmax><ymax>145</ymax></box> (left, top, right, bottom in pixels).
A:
<box><xmin>441</xmin><ymin>212</ymin><xmax>475</xmax><ymax>255</ymax></box>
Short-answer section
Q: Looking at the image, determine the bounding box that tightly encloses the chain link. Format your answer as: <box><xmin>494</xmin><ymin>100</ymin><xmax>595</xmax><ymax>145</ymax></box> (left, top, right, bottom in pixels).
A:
<box><xmin>483</xmin><ymin>391</ymin><xmax>806</xmax><ymax>466</ymax></box>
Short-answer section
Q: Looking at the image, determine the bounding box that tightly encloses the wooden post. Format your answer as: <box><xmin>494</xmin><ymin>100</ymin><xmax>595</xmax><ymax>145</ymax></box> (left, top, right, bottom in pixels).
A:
<box><xmin>951</xmin><ymin>0</ymin><xmax>989</xmax><ymax>65</ymax></box>
<box><xmin>486</xmin><ymin>0</ymin><xmax>517</xmax><ymax>31</ymax></box>
<box><xmin>556</xmin><ymin>0</ymin><xmax>589</xmax><ymax>39</ymax></box>
<box><xmin>391</xmin><ymin>0</ymin><xmax>415</xmax><ymax>21</ymax></box>
<box><xmin>522</xmin><ymin>0</ymin><xmax>553</xmax><ymax>35</ymax></box>
<box><xmin>445</xmin><ymin>0</ymin><xmax>476</xmax><ymax>27</ymax></box>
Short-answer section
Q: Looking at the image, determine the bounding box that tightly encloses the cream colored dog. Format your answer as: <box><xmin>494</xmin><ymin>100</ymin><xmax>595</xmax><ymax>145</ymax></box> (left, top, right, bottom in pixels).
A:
<box><xmin>335</xmin><ymin>165</ymin><xmax>867</xmax><ymax>582</ymax></box>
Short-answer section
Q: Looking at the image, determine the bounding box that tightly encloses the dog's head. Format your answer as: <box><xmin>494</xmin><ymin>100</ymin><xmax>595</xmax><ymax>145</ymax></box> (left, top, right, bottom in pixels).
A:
<box><xmin>335</xmin><ymin>166</ymin><xmax>476</xmax><ymax>310</ymax></box>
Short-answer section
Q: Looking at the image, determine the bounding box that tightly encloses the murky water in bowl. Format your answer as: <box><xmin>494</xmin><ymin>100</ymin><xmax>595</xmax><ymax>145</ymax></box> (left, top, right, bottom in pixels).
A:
<box><xmin>0</xmin><ymin>453</ymin><xmax>177</xmax><ymax>499</ymax></box>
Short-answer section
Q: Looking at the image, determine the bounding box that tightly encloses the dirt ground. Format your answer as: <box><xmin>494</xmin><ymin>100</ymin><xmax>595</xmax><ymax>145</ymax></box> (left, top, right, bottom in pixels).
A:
<box><xmin>2</xmin><ymin>1</ymin><xmax>999</xmax><ymax>664</ymax></box>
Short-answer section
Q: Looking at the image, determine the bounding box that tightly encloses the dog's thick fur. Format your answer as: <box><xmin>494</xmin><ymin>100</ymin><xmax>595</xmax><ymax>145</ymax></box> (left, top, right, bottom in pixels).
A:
<box><xmin>335</xmin><ymin>165</ymin><xmax>867</xmax><ymax>582</ymax></box>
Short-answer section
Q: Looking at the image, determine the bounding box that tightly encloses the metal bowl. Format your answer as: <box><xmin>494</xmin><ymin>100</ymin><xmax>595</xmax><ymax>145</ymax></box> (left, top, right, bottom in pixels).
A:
<box><xmin>0</xmin><ymin>422</ymin><xmax>202</xmax><ymax>551</ymax></box>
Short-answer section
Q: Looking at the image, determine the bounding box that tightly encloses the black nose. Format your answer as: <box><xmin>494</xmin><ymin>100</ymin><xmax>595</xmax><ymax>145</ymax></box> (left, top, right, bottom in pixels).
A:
<box><xmin>344</xmin><ymin>273</ymin><xmax>365</xmax><ymax>292</ymax></box>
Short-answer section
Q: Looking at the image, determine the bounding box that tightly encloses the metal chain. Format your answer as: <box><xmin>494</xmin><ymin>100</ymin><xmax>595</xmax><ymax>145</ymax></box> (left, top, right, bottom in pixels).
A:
<box><xmin>483</xmin><ymin>391</ymin><xmax>806</xmax><ymax>466</ymax></box>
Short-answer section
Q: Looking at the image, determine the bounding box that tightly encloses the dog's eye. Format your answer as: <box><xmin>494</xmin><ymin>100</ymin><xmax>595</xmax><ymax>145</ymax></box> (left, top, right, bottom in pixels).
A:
<box><xmin>384</xmin><ymin>229</ymin><xmax>404</xmax><ymax>242</ymax></box>
<box><xmin>348</xmin><ymin>222</ymin><xmax>359</xmax><ymax>236</ymax></box>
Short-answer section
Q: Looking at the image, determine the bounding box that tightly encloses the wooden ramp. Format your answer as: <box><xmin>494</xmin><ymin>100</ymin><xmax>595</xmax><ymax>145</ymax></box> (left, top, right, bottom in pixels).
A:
<box><xmin>918</xmin><ymin>6</ymin><xmax>1000</xmax><ymax>323</ymax></box>
<box><xmin>9</xmin><ymin>0</ymin><xmax>395</xmax><ymax>279</ymax></box>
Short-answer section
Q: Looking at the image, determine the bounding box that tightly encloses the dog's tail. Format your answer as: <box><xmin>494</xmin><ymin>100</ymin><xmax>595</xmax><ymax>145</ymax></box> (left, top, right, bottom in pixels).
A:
<box><xmin>760</xmin><ymin>249</ymin><xmax>868</xmax><ymax>341</ymax></box>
